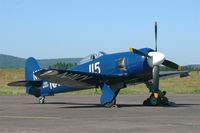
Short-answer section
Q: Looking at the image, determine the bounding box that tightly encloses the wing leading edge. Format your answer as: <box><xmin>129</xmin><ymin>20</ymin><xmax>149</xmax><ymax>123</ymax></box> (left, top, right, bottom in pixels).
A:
<box><xmin>159</xmin><ymin>71</ymin><xmax>190</xmax><ymax>79</ymax></box>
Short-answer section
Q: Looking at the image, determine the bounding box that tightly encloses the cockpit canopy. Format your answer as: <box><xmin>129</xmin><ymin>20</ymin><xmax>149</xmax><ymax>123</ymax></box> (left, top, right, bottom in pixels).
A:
<box><xmin>78</xmin><ymin>51</ymin><xmax>106</xmax><ymax>65</ymax></box>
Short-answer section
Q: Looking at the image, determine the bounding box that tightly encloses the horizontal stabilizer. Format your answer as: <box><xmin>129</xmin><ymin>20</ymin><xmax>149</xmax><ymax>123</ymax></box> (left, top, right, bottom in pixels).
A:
<box><xmin>8</xmin><ymin>80</ymin><xmax>43</xmax><ymax>87</ymax></box>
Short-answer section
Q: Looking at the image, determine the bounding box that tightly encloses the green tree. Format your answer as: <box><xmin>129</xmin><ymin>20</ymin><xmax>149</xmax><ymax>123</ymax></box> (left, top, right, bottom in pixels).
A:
<box><xmin>52</xmin><ymin>62</ymin><xmax>74</xmax><ymax>69</ymax></box>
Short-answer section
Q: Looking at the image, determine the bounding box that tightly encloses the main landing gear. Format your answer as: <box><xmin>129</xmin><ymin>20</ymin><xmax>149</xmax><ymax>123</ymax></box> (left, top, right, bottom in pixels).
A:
<box><xmin>104</xmin><ymin>99</ymin><xmax>118</xmax><ymax>108</ymax></box>
<box><xmin>143</xmin><ymin>91</ymin><xmax>176</xmax><ymax>106</ymax></box>
<box><xmin>144</xmin><ymin>81</ymin><xmax>176</xmax><ymax>106</ymax></box>
<box><xmin>100</xmin><ymin>82</ymin><xmax>123</xmax><ymax>108</ymax></box>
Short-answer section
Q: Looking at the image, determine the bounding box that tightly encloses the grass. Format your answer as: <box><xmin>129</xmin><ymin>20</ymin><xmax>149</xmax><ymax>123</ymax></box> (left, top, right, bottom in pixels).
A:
<box><xmin>0</xmin><ymin>68</ymin><xmax>200</xmax><ymax>95</ymax></box>
<box><xmin>0</xmin><ymin>68</ymin><xmax>25</xmax><ymax>95</ymax></box>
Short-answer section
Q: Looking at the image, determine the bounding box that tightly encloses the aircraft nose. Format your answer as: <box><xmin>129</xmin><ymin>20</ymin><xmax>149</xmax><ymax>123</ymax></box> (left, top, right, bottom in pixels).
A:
<box><xmin>147</xmin><ymin>52</ymin><xmax>165</xmax><ymax>67</ymax></box>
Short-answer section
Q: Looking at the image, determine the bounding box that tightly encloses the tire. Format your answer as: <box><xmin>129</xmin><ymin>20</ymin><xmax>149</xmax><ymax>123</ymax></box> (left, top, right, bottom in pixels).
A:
<box><xmin>104</xmin><ymin>99</ymin><xmax>116</xmax><ymax>108</ymax></box>
<box><xmin>150</xmin><ymin>96</ymin><xmax>158</xmax><ymax>106</ymax></box>
<box><xmin>39</xmin><ymin>97</ymin><xmax>45</xmax><ymax>104</ymax></box>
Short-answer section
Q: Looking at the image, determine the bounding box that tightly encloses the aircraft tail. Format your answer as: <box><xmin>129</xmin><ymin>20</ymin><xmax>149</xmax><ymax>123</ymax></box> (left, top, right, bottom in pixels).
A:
<box><xmin>8</xmin><ymin>57</ymin><xmax>43</xmax><ymax>97</ymax></box>
<box><xmin>25</xmin><ymin>57</ymin><xmax>42</xmax><ymax>96</ymax></box>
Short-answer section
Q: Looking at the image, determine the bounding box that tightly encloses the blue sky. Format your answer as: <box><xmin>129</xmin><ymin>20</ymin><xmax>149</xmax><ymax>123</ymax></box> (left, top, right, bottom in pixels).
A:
<box><xmin>0</xmin><ymin>0</ymin><xmax>199</xmax><ymax>65</ymax></box>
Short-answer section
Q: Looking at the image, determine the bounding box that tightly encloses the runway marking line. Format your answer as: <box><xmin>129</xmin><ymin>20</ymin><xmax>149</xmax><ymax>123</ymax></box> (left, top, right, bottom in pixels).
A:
<box><xmin>0</xmin><ymin>115</ymin><xmax>61</xmax><ymax>120</ymax></box>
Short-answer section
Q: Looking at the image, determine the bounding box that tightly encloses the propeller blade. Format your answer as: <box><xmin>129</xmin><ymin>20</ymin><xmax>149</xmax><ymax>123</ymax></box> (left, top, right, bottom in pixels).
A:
<box><xmin>129</xmin><ymin>48</ymin><xmax>152</xmax><ymax>58</ymax></box>
<box><xmin>153</xmin><ymin>65</ymin><xmax>159</xmax><ymax>93</ymax></box>
<box><xmin>155</xmin><ymin>22</ymin><xmax>158</xmax><ymax>52</ymax></box>
<box><xmin>162</xmin><ymin>60</ymin><xmax>182</xmax><ymax>71</ymax></box>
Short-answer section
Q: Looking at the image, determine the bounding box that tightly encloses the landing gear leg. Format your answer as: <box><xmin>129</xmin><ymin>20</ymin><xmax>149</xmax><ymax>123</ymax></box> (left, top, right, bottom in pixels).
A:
<box><xmin>38</xmin><ymin>96</ymin><xmax>45</xmax><ymax>104</ymax></box>
<box><xmin>100</xmin><ymin>83</ymin><xmax>122</xmax><ymax>108</ymax></box>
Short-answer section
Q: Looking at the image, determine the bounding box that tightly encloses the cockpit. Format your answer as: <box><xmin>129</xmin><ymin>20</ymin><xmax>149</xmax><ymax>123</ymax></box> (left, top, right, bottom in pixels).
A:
<box><xmin>78</xmin><ymin>51</ymin><xmax>106</xmax><ymax>65</ymax></box>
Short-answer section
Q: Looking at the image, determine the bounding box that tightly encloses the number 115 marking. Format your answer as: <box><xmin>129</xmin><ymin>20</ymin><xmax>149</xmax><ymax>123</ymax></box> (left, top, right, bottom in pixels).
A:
<box><xmin>89</xmin><ymin>62</ymin><xmax>101</xmax><ymax>74</ymax></box>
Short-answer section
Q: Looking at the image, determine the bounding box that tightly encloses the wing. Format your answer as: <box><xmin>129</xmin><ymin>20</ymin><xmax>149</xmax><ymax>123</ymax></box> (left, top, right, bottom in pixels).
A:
<box><xmin>159</xmin><ymin>71</ymin><xmax>190</xmax><ymax>79</ymax></box>
<box><xmin>34</xmin><ymin>69</ymin><xmax>119</xmax><ymax>89</ymax></box>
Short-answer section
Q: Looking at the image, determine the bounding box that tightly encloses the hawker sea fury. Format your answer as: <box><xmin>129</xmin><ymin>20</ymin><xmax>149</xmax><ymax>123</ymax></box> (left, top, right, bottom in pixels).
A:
<box><xmin>8</xmin><ymin>22</ymin><xmax>189</xmax><ymax>107</ymax></box>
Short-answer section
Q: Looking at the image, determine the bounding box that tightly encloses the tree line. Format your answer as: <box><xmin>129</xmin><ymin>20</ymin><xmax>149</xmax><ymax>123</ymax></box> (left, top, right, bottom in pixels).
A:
<box><xmin>51</xmin><ymin>62</ymin><xmax>77</xmax><ymax>69</ymax></box>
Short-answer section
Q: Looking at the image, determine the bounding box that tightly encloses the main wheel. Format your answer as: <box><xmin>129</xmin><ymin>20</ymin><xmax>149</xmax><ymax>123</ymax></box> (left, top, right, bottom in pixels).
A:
<box><xmin>150</xmin><ymin>96</ymin><xmax>159</xmax><ymax>106</ymax></box>
<box><xmin>104</xmin><ymin>99</ymin><xmax>116</xmax><ymax>108</ymax></box>
<box><xmin>143</xmin><ymin>98</ymin><xmax>151</xmax><ymax>106</ymax></box>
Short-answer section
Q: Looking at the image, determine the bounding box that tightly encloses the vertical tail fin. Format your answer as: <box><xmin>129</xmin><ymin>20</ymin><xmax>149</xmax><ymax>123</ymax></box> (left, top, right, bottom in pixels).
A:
<box><xmin>25</xmin><ymin>57</ymin><xmax>41</xmax><ymax>81</ymax></box>
<box><xmin>25</xmin><ymin>57</ymin><xmax>41</xmax><ymax>95</ymax></box>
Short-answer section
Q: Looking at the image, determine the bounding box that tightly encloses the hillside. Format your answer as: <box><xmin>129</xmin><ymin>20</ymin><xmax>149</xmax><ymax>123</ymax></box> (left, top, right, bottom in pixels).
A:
<box><xmin>0</xmin><ymin>54</ymin><xmax>82</xmax><ymax>68</ymax></box>
<box><xmin>0</xmin><ymin>54</ymin><xmax>25</xmax><ymax>68</ymax></box>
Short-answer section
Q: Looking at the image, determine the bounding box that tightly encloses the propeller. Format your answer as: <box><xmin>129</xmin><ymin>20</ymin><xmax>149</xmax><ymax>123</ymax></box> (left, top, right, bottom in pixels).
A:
<box><xmin>130</xmin><ymin>22</ymin><xmax>182</xmax><ymax>95</ymax></box>
<box><xmin>162</xmin><ymin>60</ymin><xmax>182</xmax><ymax>70</ymax></box>
<box><xmin>155</xmin><ymin>22</ymin><xmax>157</xmax><ymax>52</ymax></box>
<box><xmin>129</xmin><ymin>48</ymin><xmax>151</xmax><ymax>58</ymax></box>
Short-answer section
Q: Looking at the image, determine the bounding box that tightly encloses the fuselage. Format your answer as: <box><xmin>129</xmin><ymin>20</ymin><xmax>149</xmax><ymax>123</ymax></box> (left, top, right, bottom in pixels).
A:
<box><xmin>71</xmin><ymin>48</ymin><xmax>153</xmax><ymax>82</ymax></box>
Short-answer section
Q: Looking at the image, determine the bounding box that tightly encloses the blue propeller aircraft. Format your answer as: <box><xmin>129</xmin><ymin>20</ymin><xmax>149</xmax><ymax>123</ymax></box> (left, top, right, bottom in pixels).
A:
<box><xmin>8</xmin><ymin>22</ymin><xmax>189</xmax><ymax>107</ymax></box>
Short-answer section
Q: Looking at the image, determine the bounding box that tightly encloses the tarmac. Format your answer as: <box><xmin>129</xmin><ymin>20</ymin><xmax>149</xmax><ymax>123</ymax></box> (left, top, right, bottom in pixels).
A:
<box><xmin>0</xmin><ymin>94</ymin><xmax>200</xmax><ymax>133</ymax></box>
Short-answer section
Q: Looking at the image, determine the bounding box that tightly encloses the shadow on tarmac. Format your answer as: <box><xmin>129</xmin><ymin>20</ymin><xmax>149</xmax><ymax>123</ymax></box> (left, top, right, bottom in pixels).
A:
<box><xmin>32</xmin><ymin>102</ymin><xmax>200</xmax><ymax>109</ymax></box>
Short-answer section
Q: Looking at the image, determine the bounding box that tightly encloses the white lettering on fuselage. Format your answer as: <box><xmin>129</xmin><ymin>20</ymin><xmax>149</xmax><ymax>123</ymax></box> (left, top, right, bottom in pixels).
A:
<box><xmin>43</xmin><ymin>81</ymin><xmax>49</xmax><ymax>88</ymax></box>
<box><xmin>89</xmin><ymin>62</ymin><xmax>101</xmax><ymax>73</ymax></box>
<box><xmin>49</xmin><ymin>83</ymin><xmax>61</xmax><ymax>89</ymax></box>
<box><xmin>42</xmin><ymin>82</ymin><xmax>61</xmax><ymax>89</ymax></box>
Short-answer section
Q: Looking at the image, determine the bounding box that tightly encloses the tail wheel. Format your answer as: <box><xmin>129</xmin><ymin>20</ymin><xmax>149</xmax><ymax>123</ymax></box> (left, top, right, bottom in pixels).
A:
<box><xmin>39</xmin><ymin>96</ymin><xmax>45</xmax><ymax>104</ymax></box>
